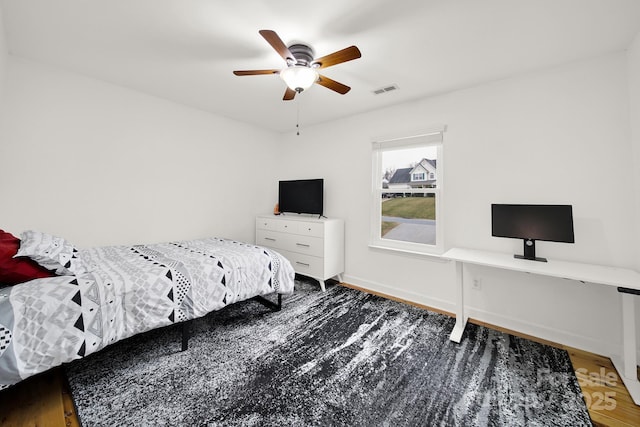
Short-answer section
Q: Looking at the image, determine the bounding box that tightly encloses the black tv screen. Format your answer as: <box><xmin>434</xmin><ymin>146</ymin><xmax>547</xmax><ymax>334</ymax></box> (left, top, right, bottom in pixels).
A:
<box><xmin>491</xmin><ymin>204</ymin><xmax>575</xmax><ymax>243</ymax></box>
<box><xmin>279</xmin><ymin>179</ymin><xmax>323</xmax><ymax>216</ymax></box>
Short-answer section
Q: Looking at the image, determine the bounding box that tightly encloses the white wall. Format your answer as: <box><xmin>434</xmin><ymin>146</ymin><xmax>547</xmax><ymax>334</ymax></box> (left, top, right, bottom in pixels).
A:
<box><xmin>278</xmin><ymin>53</ymin><xmax>636</xmax><ymax>357</ymax></box>
<box><xmin>0</xmin><ymin>4</ymin><xmax>8</xmax><ymax>103</ymax></box>
<box><xmin>629</xmin><ymin>32</ymin><xmax>640</xmax><ymax>271</ymax></box>
<box><xmin>0</xmin><ymin>57</ymin><xmax>279</xmax><ymax>247</ymax></box>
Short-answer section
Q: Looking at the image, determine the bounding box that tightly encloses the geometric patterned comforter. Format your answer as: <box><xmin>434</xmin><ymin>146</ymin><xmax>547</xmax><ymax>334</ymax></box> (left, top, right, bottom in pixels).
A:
<box><xmin>0</xmin><ymin>237</ymin><xmax>295</xmax><ymax>390</ymax></box>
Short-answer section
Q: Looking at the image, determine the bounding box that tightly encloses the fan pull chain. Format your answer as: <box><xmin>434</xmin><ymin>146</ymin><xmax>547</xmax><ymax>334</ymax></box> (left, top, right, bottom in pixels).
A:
<box><xmin>296</xmin><ymin>98</ymin><xmax>301</xmax><ymax>136</ymax></box>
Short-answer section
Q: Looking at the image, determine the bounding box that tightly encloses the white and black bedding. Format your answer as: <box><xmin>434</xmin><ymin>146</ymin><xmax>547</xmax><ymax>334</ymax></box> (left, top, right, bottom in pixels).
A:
<box><xmin>0</xmin><ymin>236</ymin><xmax>295</xmax><ymax>390</ymax></box>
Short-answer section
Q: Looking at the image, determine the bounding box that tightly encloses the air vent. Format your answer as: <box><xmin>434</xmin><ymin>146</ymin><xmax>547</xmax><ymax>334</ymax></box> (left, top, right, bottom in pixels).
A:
<box><xmin>373</xmin><ymin>84</ymin><xmax>399</xmax><ymax>95</ymax></box>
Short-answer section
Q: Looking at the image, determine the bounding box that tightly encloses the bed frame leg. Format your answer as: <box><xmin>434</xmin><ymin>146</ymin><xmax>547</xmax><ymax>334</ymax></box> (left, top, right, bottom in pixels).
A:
<box><xmin>181</xmin><ymin>320</ymin><xmax>192</xmax><ymax>351</ymax></box>
<box><xmin>180</xmin><ymin>293</ymin><xmax>280</xmax><ymax>351</ymax></box>
<box><xmin>253</xmin><ymin>294</ymin><xmax>282</xmax><ymax>311</ymax></box>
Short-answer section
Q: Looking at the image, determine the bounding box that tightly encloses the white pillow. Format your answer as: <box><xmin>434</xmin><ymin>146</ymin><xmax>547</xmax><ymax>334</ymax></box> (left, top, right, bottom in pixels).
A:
<box><xmin>14</xmin><ymin>230</ymin><xmax>87</xmax><ymax>276</ymax></box>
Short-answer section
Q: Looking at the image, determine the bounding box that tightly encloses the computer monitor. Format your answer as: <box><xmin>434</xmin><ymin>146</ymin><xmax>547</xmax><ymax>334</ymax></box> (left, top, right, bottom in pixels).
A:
<box><xmin>491</xmin><ymin>204</ymin><xmax>575</xmax><ymax>262</ymax></box>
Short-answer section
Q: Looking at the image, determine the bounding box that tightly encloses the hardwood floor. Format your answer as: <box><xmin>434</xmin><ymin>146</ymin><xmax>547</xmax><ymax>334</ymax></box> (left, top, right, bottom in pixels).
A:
<box><xmin>0</xmin><ymin>369</ymin><xmax>73</xmax><ymax>427</ymax></box>
<box><xmin>0</xmin><ymin>283</ymin><xmax>638</xmax><ymax>426</ymax></box>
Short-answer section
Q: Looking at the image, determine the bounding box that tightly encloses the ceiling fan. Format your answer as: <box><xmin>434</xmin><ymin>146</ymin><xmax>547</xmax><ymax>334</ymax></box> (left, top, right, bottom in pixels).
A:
<box><xmin>233</xmin><ymin>30</ymin><xmax>361</xmax><ymax>101</ymax></box>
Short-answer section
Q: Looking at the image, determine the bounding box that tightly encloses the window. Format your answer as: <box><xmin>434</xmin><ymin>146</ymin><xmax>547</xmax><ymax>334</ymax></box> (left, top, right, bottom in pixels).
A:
<box><xmin>371</xmin><ymin>127</ymin><xmax>444</xmax><ymax>255</ymax></box>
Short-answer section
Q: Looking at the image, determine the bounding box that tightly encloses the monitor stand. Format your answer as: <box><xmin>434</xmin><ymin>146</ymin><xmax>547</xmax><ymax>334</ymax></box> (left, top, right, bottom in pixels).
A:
<box><xmin>514</xmin><ymin>239</ymin><xmax>547</xmax><ymax>262</ymax></box>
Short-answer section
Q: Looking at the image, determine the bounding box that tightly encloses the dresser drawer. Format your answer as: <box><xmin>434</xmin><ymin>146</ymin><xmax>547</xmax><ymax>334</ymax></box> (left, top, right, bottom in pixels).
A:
<box><xmin>275</xmin><ymin>220</ymin><xmax>296</xmax><ymax>234</ymax></box>
<box><xmin>256</xmin><ymin>229</ymin><xmax>290</xmax><ymax>252</ymax></box>
<box><xmin>256</xmin><ymin>217</ymin><xmax>279</xmax><ymax>231</ymax></box>
<box><xmin>256</xmin><ymin>230</ymin><xmax>323</xmax><ymax>257</ymax></box>
<box><xmin>277</xmin><ymin>249</ymin><xmax>324</xmax><ymax>278</ymax></box>
<box><xmin>287</xmin><ymin>234</ymin><xmax>323</xmax><ymax>257</ymax></box>
<box><xmin>256</xmin><ymin>229</ymin><xmax>283</xmax><ymax>250</ymax></box>
<box><xmin>296</xmin><ymin>221</ymin><xmax>324</xmax><ymax>238</ymax></box>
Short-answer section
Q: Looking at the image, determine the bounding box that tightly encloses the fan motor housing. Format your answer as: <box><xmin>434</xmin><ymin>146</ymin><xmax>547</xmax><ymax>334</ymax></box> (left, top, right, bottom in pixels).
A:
<box><xmin>288</xmin><ymin>44</ymin><xmax>315</xmax><ymax>66</ymax></box>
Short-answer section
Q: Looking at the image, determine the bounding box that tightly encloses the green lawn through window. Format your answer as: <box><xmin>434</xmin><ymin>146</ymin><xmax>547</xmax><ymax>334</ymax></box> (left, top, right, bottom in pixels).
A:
<box><xmin>381</xmin><ymin>197</ymin><xmax>436</xmax><ymax>220</ymax></box>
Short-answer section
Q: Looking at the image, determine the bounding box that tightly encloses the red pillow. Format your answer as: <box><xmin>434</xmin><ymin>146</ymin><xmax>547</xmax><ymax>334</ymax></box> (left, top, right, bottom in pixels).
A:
<box><xmin>0</xmin><ymin>229</ymin><xmax>55</xmax><ymax>287</ymax></box>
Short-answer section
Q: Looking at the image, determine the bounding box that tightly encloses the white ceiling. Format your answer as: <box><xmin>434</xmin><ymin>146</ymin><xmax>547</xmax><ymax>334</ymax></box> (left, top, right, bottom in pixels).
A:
<box><xmin>2</xmin><ymin>0</ymin><xmax>640</xmax><ymax>133</ymax></box>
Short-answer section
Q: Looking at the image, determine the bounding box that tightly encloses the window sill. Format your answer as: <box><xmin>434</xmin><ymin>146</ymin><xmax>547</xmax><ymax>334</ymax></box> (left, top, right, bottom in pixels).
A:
<box><xmin>368</xmin><ymin>244</ymin><xmax>449</xmax><ymax>262</ymax></box>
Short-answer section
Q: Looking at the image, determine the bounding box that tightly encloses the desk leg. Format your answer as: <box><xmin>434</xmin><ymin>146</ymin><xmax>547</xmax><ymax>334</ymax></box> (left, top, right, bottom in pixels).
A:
<box><xmin>449</xmin><ymin>260</ymin><xmax>468</xmax><ymax>343</ymax></box>
<box><xmin>612</xmin><ymin>292</ymin><xmax>640</xmax><ymax>405</ymax></box>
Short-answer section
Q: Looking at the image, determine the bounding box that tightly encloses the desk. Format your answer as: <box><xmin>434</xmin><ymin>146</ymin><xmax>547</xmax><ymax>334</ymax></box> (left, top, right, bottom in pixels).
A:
<box><xmin>442</xmin><ymin>247</ymin><xmax>640</xmax><ymax>405</ymax></box>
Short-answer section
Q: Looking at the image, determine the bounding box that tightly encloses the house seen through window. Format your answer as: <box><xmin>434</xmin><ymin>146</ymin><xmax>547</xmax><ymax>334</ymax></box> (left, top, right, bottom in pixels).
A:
<box><xmin>371</xmin><ymin>129</ymin><xmax>444</xmax><ymax>254</ymax></box>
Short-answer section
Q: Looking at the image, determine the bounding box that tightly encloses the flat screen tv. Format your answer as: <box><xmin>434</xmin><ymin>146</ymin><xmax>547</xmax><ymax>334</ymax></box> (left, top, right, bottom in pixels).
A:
<box><xmin>278</xmin><ymin>179</ymin><xmax>323</xmax><ymax>217</ymax></box>
<box><xmin>491</xmin><ymin>204</ymin><xmax>574</xmax><ymax>262</ymax></box>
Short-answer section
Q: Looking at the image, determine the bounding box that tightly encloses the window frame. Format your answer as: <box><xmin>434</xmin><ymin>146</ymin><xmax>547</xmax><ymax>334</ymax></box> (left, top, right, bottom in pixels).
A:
<box><xmin>370</xmin><ymin>127</ymin><xmax>445</xmax><ymax>256</ymax></box>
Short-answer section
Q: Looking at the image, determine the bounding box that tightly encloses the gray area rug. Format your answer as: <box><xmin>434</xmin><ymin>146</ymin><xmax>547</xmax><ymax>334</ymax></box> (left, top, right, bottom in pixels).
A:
<box><xmin>66</xmin><ymin>280</ymin><xmax>592</xmax><ymax>426</ymax></box>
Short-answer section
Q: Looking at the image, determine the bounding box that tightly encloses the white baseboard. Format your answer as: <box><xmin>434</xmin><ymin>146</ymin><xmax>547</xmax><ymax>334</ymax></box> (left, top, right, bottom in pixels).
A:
<box><xmin>341</xmin><ymin>274</ymin><xmax>634</xmax><ymax>364</ymax></box>
<box><xmin>342</xmin><ymin>274</ymin><xmax>456</xmax><ymax>314</ymax></box>
<box><xmin>465</xmin><ymin>306</ymin><xmax>615</xmax><ymax>358</ymax></box>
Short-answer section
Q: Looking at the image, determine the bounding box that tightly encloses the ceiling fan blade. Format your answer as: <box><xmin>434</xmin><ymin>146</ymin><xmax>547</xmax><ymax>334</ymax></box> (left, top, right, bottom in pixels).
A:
<box><xmin>233</xmin><ymin>69</ymin><xmax>279</xmax><ymax>76</ymax></box>
<box><xmin>316</xmin><ymin>75</ymin><xmax>351</xmax><ymax>94</ymax></box>
<box><xmin>283</xmin><ymin>87</ymin><xmax>297</xmax><ymax>101</ymax></box>
<box><xmin>312</xmin><ymin>46</ymin><xmax>361</xmax><ymax>69</ymax></box>
<box><xmin>259</xmin><ymin>30</ymin><xmax>295</xmax><ymax>63</ymax></box>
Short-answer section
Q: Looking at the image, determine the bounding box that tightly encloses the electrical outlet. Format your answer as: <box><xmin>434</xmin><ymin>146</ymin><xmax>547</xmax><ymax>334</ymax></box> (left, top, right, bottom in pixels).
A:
<box><xmin>472</xmin><ymin>279</ymin><xmax>482</xmax><ymax>290</ymax></box>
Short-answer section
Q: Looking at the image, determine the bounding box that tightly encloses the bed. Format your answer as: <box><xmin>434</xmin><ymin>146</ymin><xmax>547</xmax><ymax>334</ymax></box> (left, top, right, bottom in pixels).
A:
<box><xmin>0</xmin><ymin>231</ymin><xmax>295</xmax><ymax>390</ymax></box>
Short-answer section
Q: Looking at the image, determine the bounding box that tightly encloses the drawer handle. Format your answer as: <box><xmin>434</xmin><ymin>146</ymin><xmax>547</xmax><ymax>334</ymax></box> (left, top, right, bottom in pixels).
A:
<box><xmin>264</xmin><ymin>237</ymin><xmax>276</xmax><ymax>241</ymax></box>
<box><xmin>296</xmin><ymin>243</ymin><xmax>310</xmax><ymax>247</ymax></box>
<box><xmin>295</xmin><ymin>261</ymin><xmax>310</xmax><ymax>267</ymax></box>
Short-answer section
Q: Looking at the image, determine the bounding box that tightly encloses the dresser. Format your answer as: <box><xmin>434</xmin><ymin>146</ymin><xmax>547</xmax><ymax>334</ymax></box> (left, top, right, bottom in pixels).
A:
<box><xmin>255</xmin><ymin>215</ymin><xmax>344</xmax><ymax>291</ymax></box>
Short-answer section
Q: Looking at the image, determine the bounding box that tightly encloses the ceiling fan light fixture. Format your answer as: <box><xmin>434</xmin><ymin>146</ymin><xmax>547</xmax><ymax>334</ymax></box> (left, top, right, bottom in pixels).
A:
<box><xmin>280</xmin><ymin>66</ymin><xmax>318</xmax><ymax>92</ymax></box>
<box><xmin>234</xmin><ymin>30</ymin><xmax>360</xmax><ymax>100</ymax></box>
